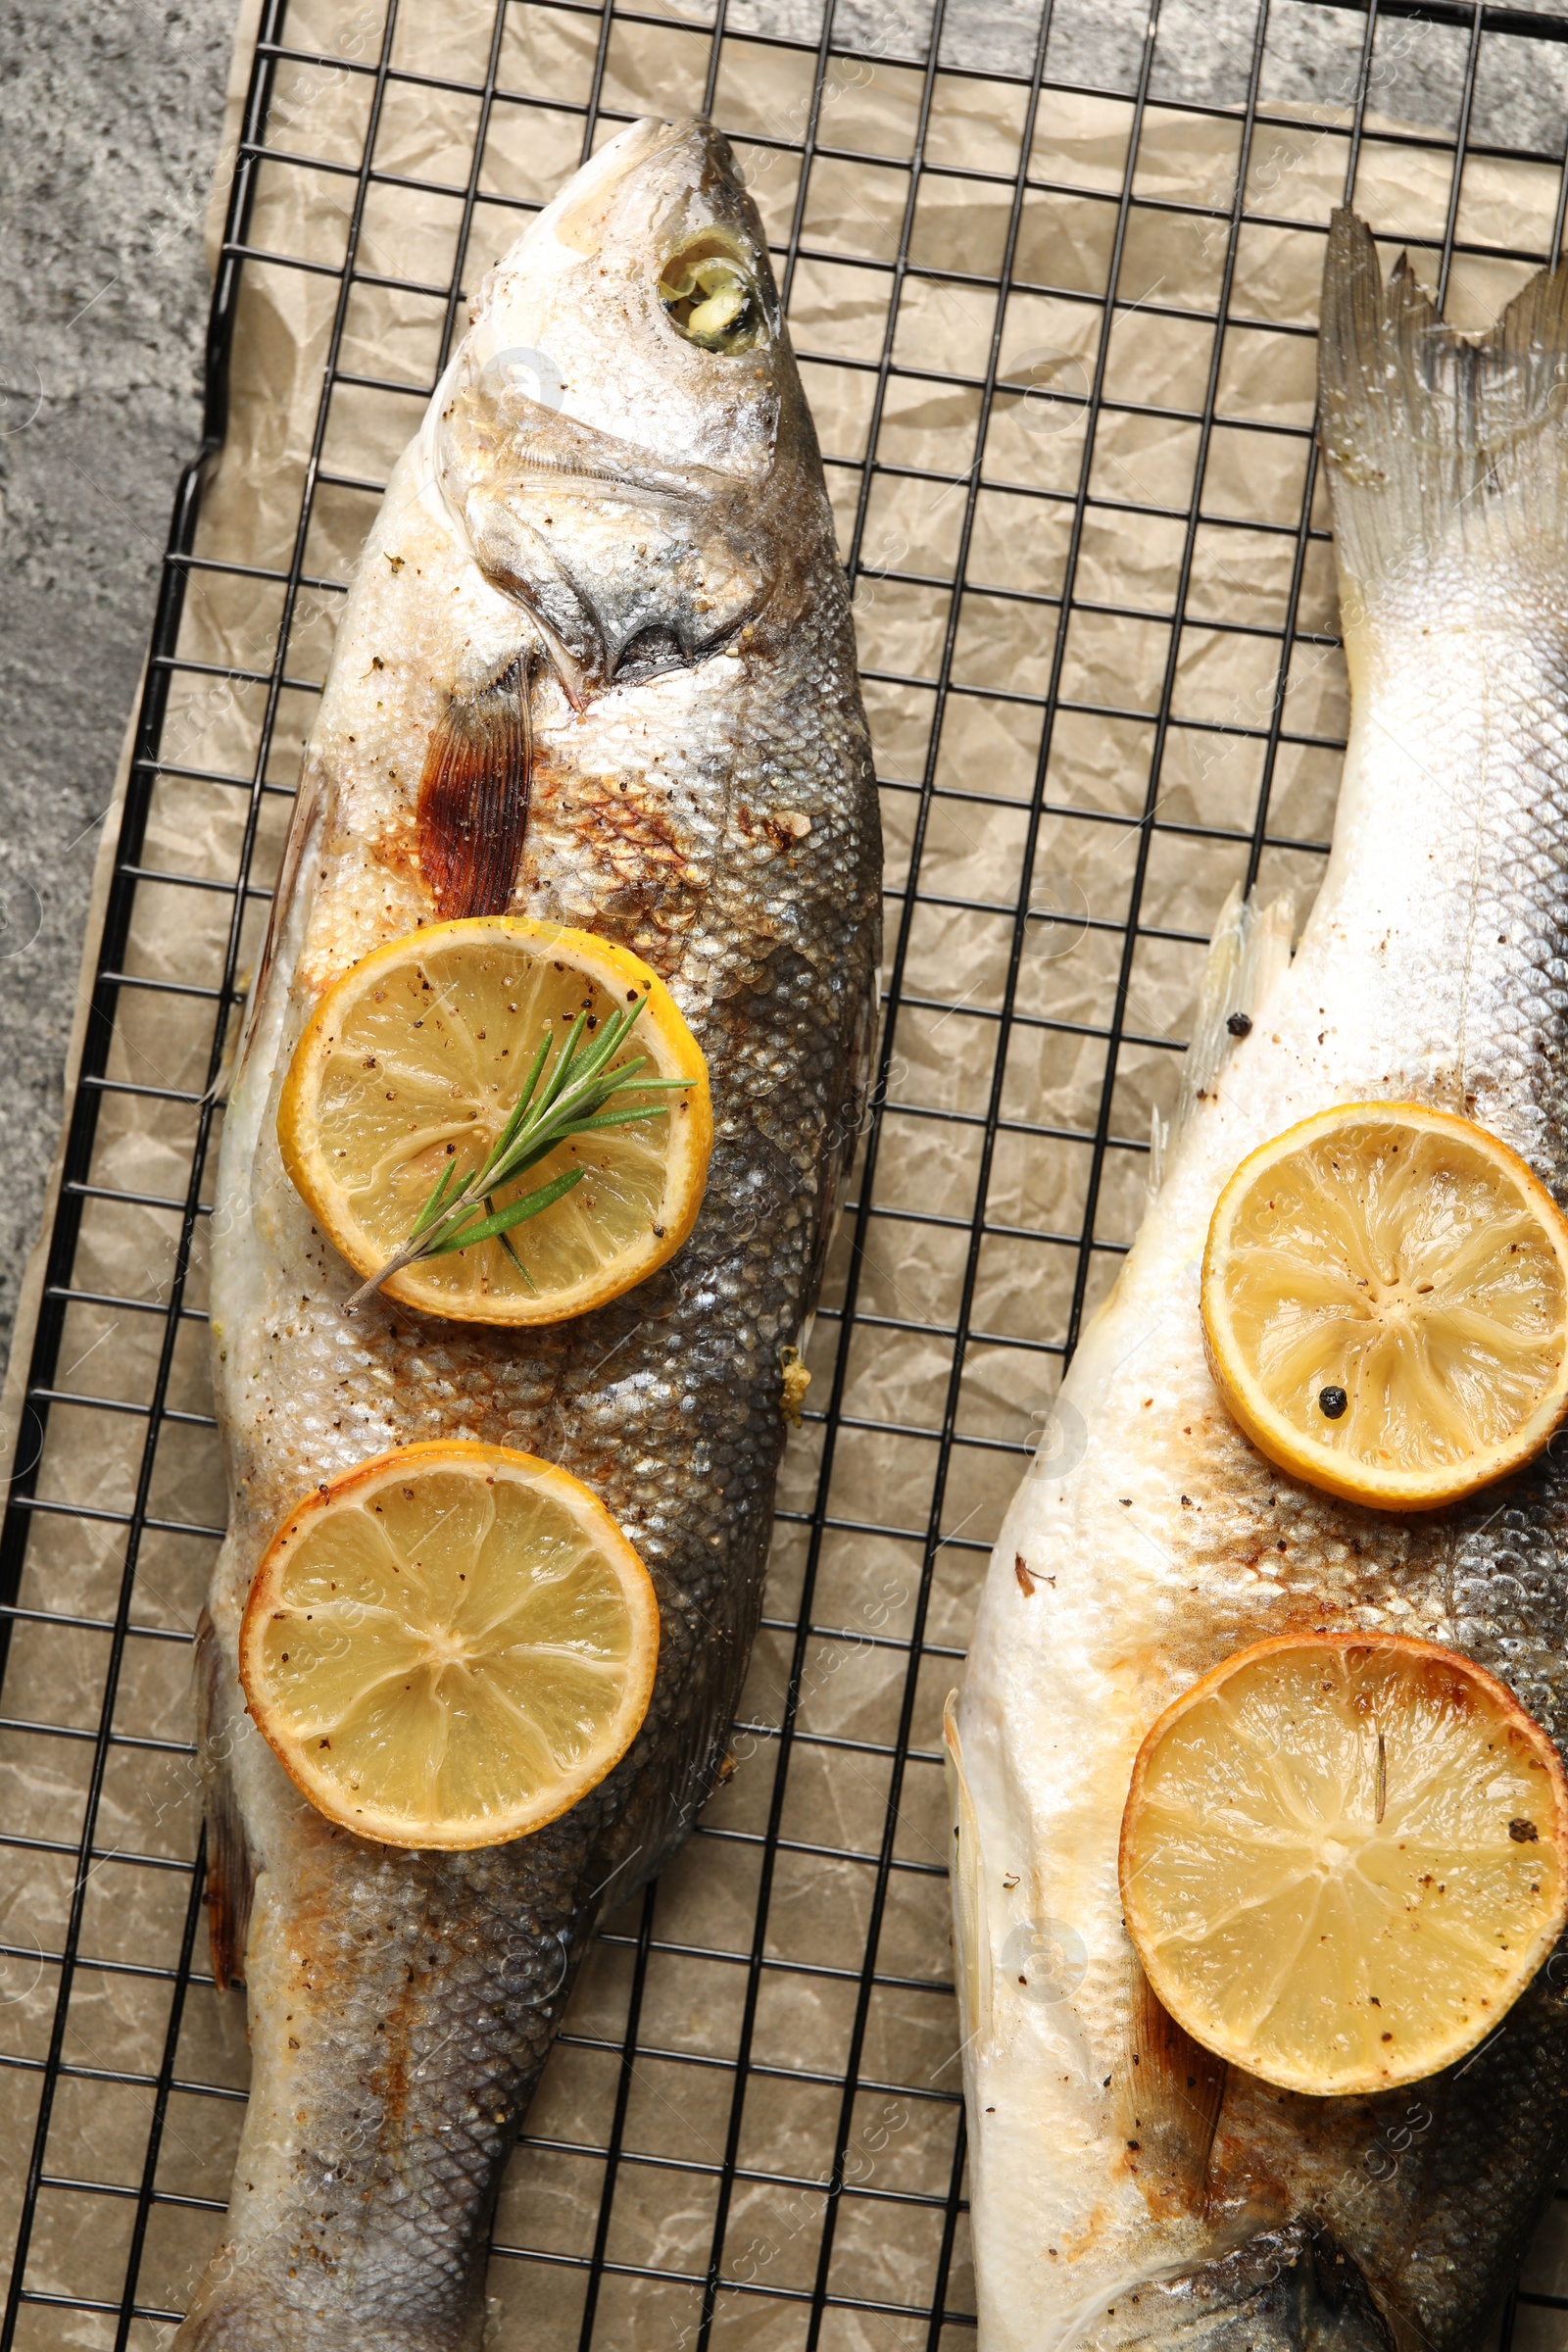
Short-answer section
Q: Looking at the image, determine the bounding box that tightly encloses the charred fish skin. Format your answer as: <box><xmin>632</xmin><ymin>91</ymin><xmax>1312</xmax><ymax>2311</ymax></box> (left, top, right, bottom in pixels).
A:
<box><xmin>950</xmin><ymin>211</ymin><xmax>1568</xmax><ymax>2352</ymax></box>
<box><xmin>177</xmin><ymin>120</ymin><xmax>879</xmax><ymax>2349</ymax></box>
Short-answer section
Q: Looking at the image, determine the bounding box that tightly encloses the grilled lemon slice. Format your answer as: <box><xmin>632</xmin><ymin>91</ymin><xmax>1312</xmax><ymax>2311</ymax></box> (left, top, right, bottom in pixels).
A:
<box><xmin>1201</xmin><ymin>1102</ymin><xmax>1568</xmax><ymax>1510</ymax></box>
<box><xmin>1120</xmin><ymin>1632</ymin><xmax>1568</xmax><ymax>2096</ymax></box>
<box><xmin>240</xmin><ymin>1444</ymin><xmax>660</xmax><ymax>1849</ymax></box>
<box><xmin>278</xmin><ymin>918</ymin><xmax>711</xmax><ymax>1325</ymax></box>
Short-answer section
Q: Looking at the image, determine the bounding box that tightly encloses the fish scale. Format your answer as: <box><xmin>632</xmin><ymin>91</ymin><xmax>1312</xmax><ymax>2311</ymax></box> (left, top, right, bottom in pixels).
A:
<box><xmin>952</xmin><ymin>212</ymin><xmax>1568</xmax><ymax>2350</ymax></box>
<box><xmin>176</xmin><ymin>118</ymin><xmax>879</xmax><ymax>2348</ymax></box>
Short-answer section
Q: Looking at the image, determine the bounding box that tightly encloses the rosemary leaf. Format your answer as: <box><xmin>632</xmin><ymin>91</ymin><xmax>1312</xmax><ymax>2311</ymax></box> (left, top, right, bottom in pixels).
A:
<box><xmin>343</xmin><ymin>990</ymin><xmax>693</xmax><ymax>1311</ymax></box>
<box><xmin>499</xmin><ymin>1031</ymin><xmax>554</xmax><ymax>1144</ymax></box>
<box><xmin>491</xmin><ymin>1208</ymin><xmax>537</xmax><ymax>1292</ymax></box>
<box><xmin>411</xmin><ymin>1154</ymin><xmax>466</xmax><ymax>1240</ymax></box>
<box><xmin>568</xmin><ymin>1103</ymin><xmax>682</xmax><ymax>1136</ymax></box>
<box><xmin>421</xmin><ymin>1165</ymin><xmax>585</xmax><ymax>1255</ymax></box>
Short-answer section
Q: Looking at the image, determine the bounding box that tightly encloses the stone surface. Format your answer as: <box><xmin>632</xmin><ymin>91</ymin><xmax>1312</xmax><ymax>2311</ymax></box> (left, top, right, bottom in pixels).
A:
<box><xmin>0</xmin><ymin>0</ymin><xmax>237</xmax><ymax>1365</ymax></box>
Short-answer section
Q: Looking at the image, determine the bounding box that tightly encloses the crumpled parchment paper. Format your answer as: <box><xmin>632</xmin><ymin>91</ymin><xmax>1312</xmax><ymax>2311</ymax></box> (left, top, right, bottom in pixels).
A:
<box><xmin>1</xmin><ymin>3</ymin><xmax>1565</xmax><ymax>2343</ymax></box>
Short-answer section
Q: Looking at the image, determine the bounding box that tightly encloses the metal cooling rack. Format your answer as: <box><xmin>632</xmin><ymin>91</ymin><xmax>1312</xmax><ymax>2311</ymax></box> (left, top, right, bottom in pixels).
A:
<box><xmin>5</xmin><ymin>0</ymin><xmax>1568</xmax><ymax>2343</ymax></box>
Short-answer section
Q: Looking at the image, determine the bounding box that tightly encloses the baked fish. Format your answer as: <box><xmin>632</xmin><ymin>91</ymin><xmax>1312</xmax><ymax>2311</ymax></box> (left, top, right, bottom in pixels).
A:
<box><xmin>178</xmin><ymin>118</ymin><xmax>879</xmax><ymax>2347</ymax></box>
<box><xmin>949</xmin><ymin>211</ymin><xmax>1568</xmax><ymax>2350</ymax></box>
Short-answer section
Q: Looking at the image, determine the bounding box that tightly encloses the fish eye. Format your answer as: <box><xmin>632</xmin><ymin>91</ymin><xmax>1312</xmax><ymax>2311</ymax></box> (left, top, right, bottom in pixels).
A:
<box><xmin>658</xmin><ymin>239</ymin><xmax>765</xmax><ymax>355</ymax></box>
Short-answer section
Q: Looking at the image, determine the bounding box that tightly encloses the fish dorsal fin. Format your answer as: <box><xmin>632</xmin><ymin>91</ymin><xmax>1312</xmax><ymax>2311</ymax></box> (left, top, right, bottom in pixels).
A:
<box><xmin>233</xmin><ymin>752</ymin><xmax>326</xmax><ymax>1085</ymax></box>
<box><xmin>1319</xmin><ymin>209</ymin><xmax>1568</xmax><ymax>606</ymax></box>
<box><xmin>942</xmin><ymin>1691</ymin><xmax>992</xmax><ymax>2061</ymax></box>
<box><xmin>195</xmin><ymin>1609</ymin><xmax>255</xmax><ymax>1991</ymax></box>
<box><xmin>1163</xmin><ymin>887</ymin><xmax>1294</xmax><ymax>1179</ymax></box>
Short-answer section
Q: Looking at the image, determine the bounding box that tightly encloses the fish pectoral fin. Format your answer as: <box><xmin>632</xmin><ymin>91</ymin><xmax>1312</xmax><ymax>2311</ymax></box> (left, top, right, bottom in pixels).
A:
<box><xmin>195</xmin><ymin>1609</ymin><xmax>256</xmax><ymax>1993</ymax></box>
<box><xmin>416</xmin><ymin>652</ymin><xmax>534</xmax><ymax>919</ymax></box>
<box><xmin>1121</xmin><ymin>1960</ymin><xmax>1227</xmax><ymax>2220</ymax></box>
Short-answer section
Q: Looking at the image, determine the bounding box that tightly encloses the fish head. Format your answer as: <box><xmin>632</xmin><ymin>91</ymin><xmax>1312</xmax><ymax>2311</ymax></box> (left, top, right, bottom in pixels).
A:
<box><xmin>430</xmin><ymin>118</ymin><xmax>822</xmax><ymax>697</ymax></box>
<box><xmin>473</xmin><ymin>115</ymin><xmax>788</xmax><ymax>474</ymax></box>
<box><xmin>1067</xmin><ymin>2224</ymin><xmax>1394</xmax><ymax>2352</ymax></box>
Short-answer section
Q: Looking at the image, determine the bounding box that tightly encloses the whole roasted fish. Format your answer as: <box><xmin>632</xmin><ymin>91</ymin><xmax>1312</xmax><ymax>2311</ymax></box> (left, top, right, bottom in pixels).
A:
<box><xmin>178</xmin><ymin>118</ymin><xmax>878</xmax><ymax>2347</ymax></box>
<box><xmin>950</xmin><ymin>212</ymin><xmax>1568</xmax><ymax>2350</ymax></box>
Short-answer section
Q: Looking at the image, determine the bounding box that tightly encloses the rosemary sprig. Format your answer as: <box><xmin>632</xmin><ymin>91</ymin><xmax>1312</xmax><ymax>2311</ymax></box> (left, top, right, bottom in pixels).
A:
<box><xmin>343</xmin><ymin>995</ymin><xmax>690</xmax><ymax>1312</ymax></box>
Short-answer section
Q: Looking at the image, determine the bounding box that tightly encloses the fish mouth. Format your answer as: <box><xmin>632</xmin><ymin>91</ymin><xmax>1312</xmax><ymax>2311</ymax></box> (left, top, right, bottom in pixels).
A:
<box><xmin>532</xmin><ymin>114</ymin><xmax>752</xmax><ymax>253</ymax></box>
<box><xmin>531</xmin><ymin>114</ymin><xmax>669</xmax><ymax>245</ymax></box>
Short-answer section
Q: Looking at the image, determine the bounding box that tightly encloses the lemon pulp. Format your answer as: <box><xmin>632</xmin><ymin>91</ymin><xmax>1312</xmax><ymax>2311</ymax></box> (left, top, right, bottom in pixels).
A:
<box><xmin>1202</xmin><ymin>1102</ymin><xmax>1568</xmax><ymax>1508</ymax></box>
<box><xmin>278</xmin><ymin>918</ymin><xmax>711</xmax><ymax>1326</ymax></box>
<box><xmin>240</xmin><ymin>1444</ymin><xmax>660</xmax><ymax>1848</ymax></box>
<box><xmin>1120</xmin><ymin>1633</ymin><xmax>1568</xmax><ymax>2095</ymax></box>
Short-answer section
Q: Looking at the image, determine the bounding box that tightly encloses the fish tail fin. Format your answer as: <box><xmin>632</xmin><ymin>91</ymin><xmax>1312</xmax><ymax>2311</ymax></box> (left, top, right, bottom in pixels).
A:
<box><xmin>1165</xmin><ymin>886</ymin><xmax>1294</xmax><ymax>1166</ymax></box>
<box><xmin>1319</xmin><ymin>209</ymin><xmax>1568</xmax><ymax>608</ymax></box>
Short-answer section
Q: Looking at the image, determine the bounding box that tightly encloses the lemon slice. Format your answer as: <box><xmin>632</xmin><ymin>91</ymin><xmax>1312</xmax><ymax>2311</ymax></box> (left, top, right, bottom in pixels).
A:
<box><xmin>239</xmin><ymin>1443</ymin><xmax>660</xmax><ymax>1848</ymax></box>
<box><xmin>1120</xmin><ymin>1632</ymin><xmax>1568</xmax><ymax>2096</ymax></box>
<box><xmin>1201</xmin><ymin>1102</ymin><xmax>1568</xmax><ymax>1510</ymax></box>
<box><xmin>278</xmin><ymin>918</ymin><xmax>711</xmax><ymax>1325</ymax></box>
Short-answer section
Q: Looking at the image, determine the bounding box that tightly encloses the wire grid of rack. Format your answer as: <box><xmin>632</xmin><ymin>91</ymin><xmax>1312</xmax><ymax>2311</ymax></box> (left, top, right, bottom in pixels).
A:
<box><xmin>5</xmin><ymin>0</ymin><xmax>1568</xmax><ymax>2343</ymax></box>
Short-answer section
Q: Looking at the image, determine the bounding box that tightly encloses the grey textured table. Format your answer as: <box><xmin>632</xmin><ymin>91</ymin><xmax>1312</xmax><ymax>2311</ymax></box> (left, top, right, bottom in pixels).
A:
<box><xmin>0</xmin><ymin>0</ymin><xmax>237</xmax><ymax>1361</ymax></box>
